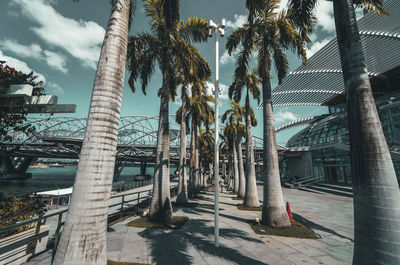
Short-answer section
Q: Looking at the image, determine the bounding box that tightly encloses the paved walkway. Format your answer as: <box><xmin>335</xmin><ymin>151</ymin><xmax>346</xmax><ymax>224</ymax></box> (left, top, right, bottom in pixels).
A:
<box><xmin>27</xmin><ymin>186</ymin><xmax>354</xmax><ymax>265</ymax></box>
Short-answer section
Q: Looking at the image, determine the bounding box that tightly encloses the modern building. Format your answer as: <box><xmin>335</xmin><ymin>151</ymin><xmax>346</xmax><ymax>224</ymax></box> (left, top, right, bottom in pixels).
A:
<box><xmin>271</xmin><ymin>0</ymin><xmax>400</xmax><ymax>185</ymax></box>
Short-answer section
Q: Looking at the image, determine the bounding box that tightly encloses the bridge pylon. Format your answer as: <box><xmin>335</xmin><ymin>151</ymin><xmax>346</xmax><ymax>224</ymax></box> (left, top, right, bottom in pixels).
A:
<box><xmin>0</xmin><ymin>155</ymin><xmax>34</xmax><ymax>180</ymax></box>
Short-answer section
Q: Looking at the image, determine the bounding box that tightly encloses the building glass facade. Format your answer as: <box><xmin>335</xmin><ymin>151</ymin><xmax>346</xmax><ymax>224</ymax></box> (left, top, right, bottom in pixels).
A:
<box><xmin>286</xmin><ymin>91</ymin><xmax>400</xmax><ymax>185</ymax></box>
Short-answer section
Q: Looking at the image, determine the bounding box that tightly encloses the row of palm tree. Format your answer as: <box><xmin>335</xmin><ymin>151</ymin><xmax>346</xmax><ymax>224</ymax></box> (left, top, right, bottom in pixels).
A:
<box><xmin>53</xmin><ymin>0</ymin><xmax>399</xmax><ymax>264</ymax></box>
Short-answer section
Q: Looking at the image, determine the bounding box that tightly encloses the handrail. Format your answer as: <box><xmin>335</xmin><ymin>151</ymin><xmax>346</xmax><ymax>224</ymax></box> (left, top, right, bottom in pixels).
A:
<box><xmin>0</xmin><ymin>184</ymin><xmax>178</xmax><ymax>234</ymax></box>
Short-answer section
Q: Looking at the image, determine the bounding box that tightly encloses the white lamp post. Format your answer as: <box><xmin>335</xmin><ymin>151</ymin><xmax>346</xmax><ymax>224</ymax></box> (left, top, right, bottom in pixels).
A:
<box><xmin>208</xmin><ymin>19</ymin><xmax>225</xmax><ymax>248</ymax></box>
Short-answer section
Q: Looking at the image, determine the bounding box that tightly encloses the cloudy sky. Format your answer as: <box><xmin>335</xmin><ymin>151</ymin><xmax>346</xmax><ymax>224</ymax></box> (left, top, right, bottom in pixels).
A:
<box><xmin>0</xmin><ymin>0</ymin><xmax>362</xmax><ymax>145</ymax></box>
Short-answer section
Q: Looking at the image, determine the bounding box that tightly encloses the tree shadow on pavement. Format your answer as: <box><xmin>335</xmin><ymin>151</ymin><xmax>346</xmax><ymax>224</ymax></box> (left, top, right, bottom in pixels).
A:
<box><xmin>292</xmin><ymin>213</ymin><xmax>353</xmax><ymax>242</ymax></box>
<box><xmin>180</xmin><ymin>205</ymin><xmax>252</xmax><ymax>225</ymax></box>
<box><xmin>138</xmin><ymin>219</ymin><xmax>268</xmax><ymax>265</ymax></box>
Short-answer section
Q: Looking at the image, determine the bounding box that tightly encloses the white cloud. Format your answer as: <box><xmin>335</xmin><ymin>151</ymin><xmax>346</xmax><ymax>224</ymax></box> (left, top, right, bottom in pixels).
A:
<box><xmin>224</xmin><ymin>14</ymin><xmax>247</xmax><ymax>29</ymax></box>
<box><xmin>48</xmin><ymin>82</ymin><xmax>64</xmax><ymax>95</ymax></box>
<box><xmin>0</xmin><ymin>38</ymin><xmax>68</xmax><ymax>73</ymax></box>
<box><xmin>0</xmin><ymin>39</ymin><xmax>42</xmax><ymax>60</ymax></box>
<box><xmin>274</xmin><ymin>110</ymin><xmax>298</xmax><ymax>124</ymax></box>
<box><xmin>315</xmin><ymin>0</ymin><xmax>335</xmax><ymax>33</ymax></box>
<box><xmin>43</xmin><ymin>50</ymin><xmax>67</xmax><ymax>73</ymax></box>
<box><xmin>206</xmin><ymin>82</ymin><xmax>229</xmax><ymax>101</ymax></box>
<box><xmin>355</xmin><ymin>7</ymin><xmax>364</xmax><ymax>20</ymax></box>
<box><xmin>220</xmin><ymin>49</ymin><xmax>239</xmax><ymax>65</ymax></box>
<box><xmin>10</xmin><ymin>0</ymin><xmax>105</xmax><ymax>69</ymax></box>
<box><xmin>306</xmin><ymin>38</ymin><xmax>330</xmax><ymax>57</ymax></box>
<box><xmin>0</xmin><ymin>49</ymin><xmax>46</xmax><ymax>83</ymax></box>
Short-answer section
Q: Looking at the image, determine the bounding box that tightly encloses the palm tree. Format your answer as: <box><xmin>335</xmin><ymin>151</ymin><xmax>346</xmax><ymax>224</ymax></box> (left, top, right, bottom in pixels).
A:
<box><xmin>175</xmin><ymin>48</ymin><xmax>211</xmax><ymax>203</ymax></box>
<box><xmin>219</xmin><ymin>134</ymin><xmax>232</xmax><ymax>188</ymax></box>
<box><xmin>199</xmin><ymin>127</ymin><xmax>214</xmax><ymax>187</ymax></box>
<box><xmin>187</xmin><ymin>86</ymin><xmax>215</xmax><ymax>193</ymax></box>
<box><xmin>222</xmin><ymin>101</ymin><xmax>246</xmax><ymax>198</ymax></box>
<box><xmin>54</xmin><ymin>0</ymin><xmax>135</xmax><ymax>264</ymax></box>
<box><xmin>127</xmin><ymin>0</ymin><xmax>208</xmax><ymax>220</ymax></box>
<box><xmin>287</xmin><ymin>0</ymin><xmax>400</xmax><ymax>263</ymax></box>
<box><xmin>228</xmin><ymin>0</ymin><xmax>307</xmax><ymax>227</ymax></box>
<box><xmin>229</xmin><ymin>70</ymin><xmax>261</xmax><ymax>207</ymax></box>
<box><xmin>223</xmin><ymin>124</ymin><xmax>239</xmax><ymax>192</ymax></box>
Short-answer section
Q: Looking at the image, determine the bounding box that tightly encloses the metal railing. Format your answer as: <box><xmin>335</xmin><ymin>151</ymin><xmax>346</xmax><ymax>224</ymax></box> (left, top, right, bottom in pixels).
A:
<box><xmin>0</xmin><ymin>184</ymin><xmax>178</xmax><ymax>259</ymax></box>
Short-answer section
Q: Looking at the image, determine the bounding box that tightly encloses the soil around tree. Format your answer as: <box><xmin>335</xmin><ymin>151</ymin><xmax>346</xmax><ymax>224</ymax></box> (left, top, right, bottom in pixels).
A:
<box><xmin>126</xmin><ymin>216</ymin><xmax>189</xmax><ymax>229</ymax></box>
<box><xmin>237</xmin><ymin>204</ymin><xmax>263</xmax><ymax>211</ymax></box>
<box><xmin>228</xmin><ymin>191</ymin><xmax>238</xmax><ymax>196</ymax></box>
<box><xmin>172</xmin><ymin>202</ymin><xmax>199</xmax><ymax>208</ymax></box>
<box><xmin>249</xmin><ymin>221</ymin><xmax>319</xmax><ymax>239</ymax></box>
<box><xmin>232</xmin><ymin>197</ymin><xmax>244</xmax><ymax>200</ymax></box>
<box><xmin>107</xmin><ymin>260</ymin><xmax>150</xmax><ymax>265</ymax></box>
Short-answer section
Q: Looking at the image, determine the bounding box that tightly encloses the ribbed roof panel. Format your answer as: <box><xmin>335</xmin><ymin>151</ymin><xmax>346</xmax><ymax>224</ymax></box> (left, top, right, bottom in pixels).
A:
<box><xmin>268</xmin><ymin>0</ymin><xmax>400</xmax><ymax>108</ymax></box>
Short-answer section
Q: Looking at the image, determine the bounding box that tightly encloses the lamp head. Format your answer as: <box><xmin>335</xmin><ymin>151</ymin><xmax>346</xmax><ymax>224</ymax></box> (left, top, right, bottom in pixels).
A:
<box><xmin>220</xmin><ymin>19</ymin><xmax>226</xmax><ymax>29</ymax></box>
<box><xmin>218</xmin><ymin>28</ymin><xmax>225</xmax><ymax>37</ymax></box>
<box><xmin>209</xmin><ymin>20</ymin><xmax>215</xmax><ymax>29</ymax></box>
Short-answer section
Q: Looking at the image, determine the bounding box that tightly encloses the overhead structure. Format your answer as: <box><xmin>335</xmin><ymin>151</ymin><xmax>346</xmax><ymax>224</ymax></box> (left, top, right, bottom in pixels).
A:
<box><xmin>258</xmin><ymin>0</ymin><xmax>400</xmax><ymax>108</ymax></box>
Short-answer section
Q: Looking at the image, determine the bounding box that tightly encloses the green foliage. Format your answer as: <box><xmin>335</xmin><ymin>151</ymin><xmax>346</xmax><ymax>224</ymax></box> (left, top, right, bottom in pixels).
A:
<box><xmin>0</xmin><ymin>194</ymin><xmax>47</xmax><ymax>239</ymax></box>
<box><xmin>0</xmin><ymin>61</ymin><xmax>45</xmax><ymax>140</ymax></box>
<box><xmin>226</xmin><ymin>1</ymin><xmax>307</xmax><ymax>86</ymax></box>
<box><xmin>250</xmin><ymin>220</ymin><xmax>318</xmax><ymax>239</ymax></box>
<box><xmin>198</xmin><ymin>128</ymin><xmax>214</xmax><ymax>167</ymax></box>
<box><xmin>127</xmin><ymin>0</ymin><xmax>210</xmax><ymax>102</ymax></box>
<box><xmin>125</xmin><ymin>216</ymin><xmax>188</xmax><ymax>229</ymax></box>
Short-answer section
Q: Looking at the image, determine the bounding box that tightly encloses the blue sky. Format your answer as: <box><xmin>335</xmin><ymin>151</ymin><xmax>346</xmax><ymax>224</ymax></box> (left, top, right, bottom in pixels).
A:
<box><xmin>0</xmin><ymin>0</ymin><xmax>362</xmax><ymax>145</ymax></box>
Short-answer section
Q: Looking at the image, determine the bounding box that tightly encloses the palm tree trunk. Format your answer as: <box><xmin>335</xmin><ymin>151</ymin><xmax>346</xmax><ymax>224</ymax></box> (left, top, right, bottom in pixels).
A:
<box><xmin>149</xmin><ymin>54</ymin><xmax>172</xmax><ymax>221</ymax></box>
<box><xmin>194</xmin><ymin>124</ymin><xmax>200</xmax><ymax>188</ymax></box>
<box><xmin>237</xmin><ymin>136</ymin><xmax>246</xmax><ymax>198</ymax></box>
<box><xmin>261</xmin><ymin>59</ymin><xmax>290</xmax><ymax>227</ymax></box>
<box><xmin>227</xmin><ymin>154</ymin><xmax>233</xmax><ymax>190</ymax></box>
<box><xmin>176</xmin><ymin>95</ymin><xmax>188</xmax><ymax>203</ymax></box>
<box><xmin>53</xmin><ymin>1</ymin><xmax>130</xmax><ymax>264</ymax></box>
<box><xmin>333</xmin><ymin>1</ymin><xmax>400</xmax><ymax>264</ymax></box>
<box><xmin>233</xmin><ymin>137</ymin><xmax>239</xmax><ymax>193</ymax></box>
<box><xmin>189</xmin><ymin>117</ymin><xmax>195</xmax><ymax>195</ymax></box>
<box><xmin>244</xmin><ymin>93</ymin><xmax>260</xmax><ymax>207</ymax></box>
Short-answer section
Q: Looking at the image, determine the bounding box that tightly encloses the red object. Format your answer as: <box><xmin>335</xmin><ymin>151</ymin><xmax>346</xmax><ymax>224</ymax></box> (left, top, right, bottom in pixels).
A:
<box><xmin>286</xmin><ymin>202</ymin><xmax>294</xmax><ymax>221</ymax></box>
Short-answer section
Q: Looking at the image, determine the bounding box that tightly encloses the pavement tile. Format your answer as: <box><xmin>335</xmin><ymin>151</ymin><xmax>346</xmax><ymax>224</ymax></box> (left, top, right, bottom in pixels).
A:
<box><xmin>286</xmin><ymin>253</ymin><xmax>324</xmax><ymax>265</ymax></box>
<box><xmin>314</xmin><ymin>254</ymin><xmax>351</xmax><ymax>265</ymax></box>
<box><xmin>268</xmin><ymin>235</ymin><xmax>301</xmax><ymax>246</ymax></box>
<box><xmin>300</xmin><ymin>238</ymin><xmax>332</xmax><ymax>249</ymax></box>
<box><xmin>320</xmin><ymin>245</ymin><xmax>354</xmax><ymax>263</ymax></box>
<box><xmin>290</xmin><ymin>243</ymin><xmax>327</xmax><ymax>257</ymax></box>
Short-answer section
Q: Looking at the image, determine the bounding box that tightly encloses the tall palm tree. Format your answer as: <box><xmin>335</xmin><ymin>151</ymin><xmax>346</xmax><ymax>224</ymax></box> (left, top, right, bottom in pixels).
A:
<box><xmin>187</xmin><ymin>87</ymin><xmax>215</xmax><ymax>192</ymax></box>
<box><xmin>54</xmin><ymin>1</ymin><xmax>135</xmax><ymax>264</ymax></box>
<box><xmin>175</xmin><ymin>49</ymin><xmax>211</xmax><ymax>203</ymax></box>
<box><xmin>227</xmin><ymin>0</ymin><xmax>307</xmax><ymax>227</ymax></box>
<box><xmin>229</xmin><ymin>70</ymin><xmax>261</xmax><ymax>207</ymax></box>
<box><xmin>223</xmin><ymin>123</ymin><xmax>239</xmax><ymax>192</ymax></box>
<box><xmin>199</xmin><ymin>127</ymin><xmax>214</xmax><ymax>187</ymax></box>
<box><xmin>222</xmin><ymin>101</ymin><xmax>246</xmax><ymax>198</ymax></box>
<box><xmin>127</xmin><ymin>0</ymin><xmax>208</xmax><ymax>220</ymax></box>
<box><xmin>287</xmin><ymin>0</ymin><xmax>400</xmax><ymax>263</ymax></box>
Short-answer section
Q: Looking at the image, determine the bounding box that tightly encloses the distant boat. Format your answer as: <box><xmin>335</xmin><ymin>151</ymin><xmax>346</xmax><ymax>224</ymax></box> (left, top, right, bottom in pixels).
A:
<box><xmin>36</xmin><ymin>187</ymin><xmax>72</xmax><ymax>209</ymax></box>
<box><xmin>49</xmin><ymin>163</ymin><xmax>64</xmax><ymax>168</ymax></box>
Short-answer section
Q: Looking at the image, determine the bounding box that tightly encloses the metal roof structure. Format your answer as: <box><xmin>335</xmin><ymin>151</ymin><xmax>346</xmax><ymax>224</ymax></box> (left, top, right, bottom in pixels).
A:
<box><xmin>259</xmin><ymin>0</ymin><xmax>400</xmax><ymax>108</ymax></box>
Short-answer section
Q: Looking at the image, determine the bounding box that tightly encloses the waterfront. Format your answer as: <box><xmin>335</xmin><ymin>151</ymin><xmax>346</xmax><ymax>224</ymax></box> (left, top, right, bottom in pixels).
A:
<box><xmin>0</xmin><ymin>165</ymin><xmax>177</xmax><ymax>197</ymax></box>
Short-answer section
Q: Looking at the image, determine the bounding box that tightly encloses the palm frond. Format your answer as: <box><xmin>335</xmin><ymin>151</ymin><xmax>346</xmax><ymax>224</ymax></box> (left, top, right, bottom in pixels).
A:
<box><xmin>355</xmin><ymin>0</ymin><xmax>388</xmax><ymax>17</ymax></box>
<box><xmin>272</xmin><ymin>46</ymin><xmax>289</xmax><ymax>84</ymax></box>
<box><xmin>226</xmin><ymin>24</ymin><xmax>249</xmax><ymax>55</ymax></box>
<box><xmin>179</xmin><ymin>17</ymin><xmax>209</xmax><ymax>43</ymax></box>
<box><xmin>286</xmin><ymin>0</ymin><xmax>317</xmax><ymax>41</ymax></box>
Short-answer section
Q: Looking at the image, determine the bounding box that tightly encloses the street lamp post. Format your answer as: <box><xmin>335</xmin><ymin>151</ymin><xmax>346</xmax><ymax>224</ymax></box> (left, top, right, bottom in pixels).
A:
<box><xmin>208</xmin><ymin>19</ymin><xmax>225</xmax><ymax>248</ymax></box>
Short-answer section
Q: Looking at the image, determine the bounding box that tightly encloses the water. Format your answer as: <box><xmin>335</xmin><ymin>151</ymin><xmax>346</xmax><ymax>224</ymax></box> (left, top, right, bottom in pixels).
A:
<box><xmin>0</xmin><ymin>165</ymin><xmax>178</xmax><ymax>198</ymax></box>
